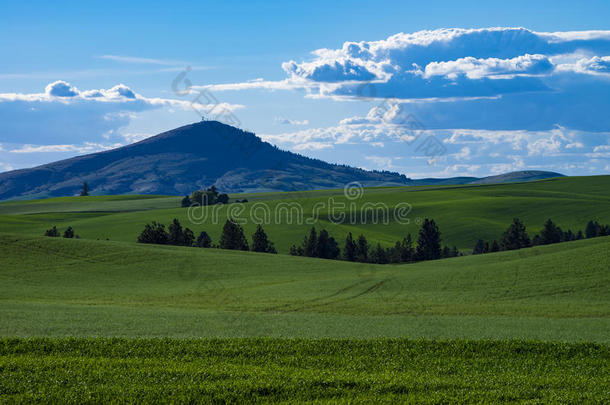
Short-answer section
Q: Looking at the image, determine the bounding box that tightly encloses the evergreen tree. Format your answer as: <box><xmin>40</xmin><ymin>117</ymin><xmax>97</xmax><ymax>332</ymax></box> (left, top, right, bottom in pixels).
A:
<box><xmin>63</xmin><ymin>226</ymin><xmax>74</xmax><ymax>238</ymax></box>
<box><xmin>289</xmin><ymin>245</ymin><xmax>298</xmax><ymax>255</ymax></box>
<box><xmin>473</xmin><ymin>239</ymin><xmax>486</xmax><ymax>253</ymax></box>
<box><xmin>415</xmin><ymin>218</ymin><xmax>442</xmax><ymax>261</ymax></box>
<box><xmin>80</xmin><ymin>182</ymin><xmax>89</xmax><ymax>196</ymax></box>
<box><xmin>355</xmin><ymin>234</ymin><xmax>369</xmax><ymax>262</ymax></box>
<box><xmin>370</xmin><ymin>243</ymin><xmax>388</xmax><ymax>264</ymax></box>
<box><xmin>598</xmin><ymin>224</ymin><xmax>609</xmax><ymax>237</ymax></box>
<box><xmin>576</xmin><ymin>230</ymin><xmax>584</xmax><ymax>240</ymax></box>
<box><xmin>196</xmin><ymin>231</ymin><xmax>212</xmax><ymax>248</ymax></box>
<box><xmin>251</xmin><ymin>225</ymin><xmax>276</xmax><ymax>253</ymax></box>
<box><xmin>183</xmin><ymin>227</ymin><xmax>195</xmax><ymax>246</ymax></box>
<box><xmin>399</xmin><ymin>235</ymin><xmax>414</xmax><ymax>262</ymax></box>
<box><xmin>181</xmin><ymin>195</ymin><xmax>192</xmax><ymax>207</ymax></box>
<box><xmin>343</xmin><ymin>232</ymin><xmax>357</xmax><ymax>261</ymax></box>
<box><xmin>500</xmin><ymin>218</ymin><xmax>531</xmax><ymax>251</ymax></box>
<box><xmin>585</xmin><ymin>220</ymin><xmax>599</xmax><ymax>238</ymax></box>
<box><xmin>137</xmin><ymin>222</ymin><xmax>168</xmax><ymax>244</ymax></box>
<box><xmin>219</xmin><ymin>219</ymin><xmax>249</xmax><ymax>251</ymax></box>
<box><xmin>44</xmin><ymin>226</ymin><xmax>60</xmax><ymax>237</ymax></box>
<box><xmin>451</xmin><ymin>246</ymin><xmax>460</xmax><ymax>257</ymax></box>
<box><xmin>442</xmin><ymin>246</ymin><xmax>451</xmax><ymax>258</ymax></box>
<box><xmin>532</xmin><ymin>234</ymin><xmax>541</xmax><ymax>246</ymax></box>
<box><xmin>483</xmin><ymin>241</ymin><xmax>490</xmax><ymax>253</ymax></box>
<box><xmin>168</xmin><ymin>218</ymin><xmax>185</xmax><ymax>245</ymax></box>
<box><xmin>302</xmin><ymin>227</ymin><xmax>317</xmax><ymax>257</ymax></box>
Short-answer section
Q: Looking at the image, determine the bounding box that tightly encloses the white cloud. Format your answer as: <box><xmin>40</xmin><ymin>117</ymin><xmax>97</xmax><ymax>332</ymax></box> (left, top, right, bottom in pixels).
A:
<box><xmin>423</xmin><ymin>54</ymin><xmax>553</xmax><ymax>79</ymax></box>
<box><xmin>97</xmin><ymin>55</ymin><xmax>187</xmax><ymax>66</ymax></box>
<box><xmin>275</xmin><ymin>117</ymin><xmax>309</xmax><ymax>126</ymax></box>
<box><xmin>0</xmin><ymin>81</ymin><xmax>243</xmax><ymax>145</ymax></box>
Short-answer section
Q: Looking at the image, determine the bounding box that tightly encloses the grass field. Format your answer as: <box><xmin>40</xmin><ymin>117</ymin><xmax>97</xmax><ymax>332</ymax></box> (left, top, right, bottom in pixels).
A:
<box><xmin>0</xmin><ymin>176</ymin><xmax>609</xmax><ymax>253</ymax></box>
<box><xmin>1</xmin><ymin>338</ymin><xmax>608</xmax><ymax>403</ymax></box>
<box><xmin>1</xmin><ymin>233</ymin><xmax>608</xmax><ymax>340</ymax></box>
<box><xmin>1</xmin><ymin>177</ymin><xmax>609</xmax><ymax>402</ymax></box>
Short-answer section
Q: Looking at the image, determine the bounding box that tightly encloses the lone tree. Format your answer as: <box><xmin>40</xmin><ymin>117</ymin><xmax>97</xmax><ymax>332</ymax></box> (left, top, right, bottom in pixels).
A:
<box><xmin>63</xmin><ymin>226</ymin><xmax>75</xmax><ymax>238</ymax></box>
<box><xmin>196</xmin><ymin>231</ymin><xmax>212</xmax><ymax>248</ymax></box>
<box><xmin>80</xmin><ymin>182</ymin><xmax>89</xmax><ymax>196</ymax></box>
<box><xmin>44</xmin><ymin>226</ymin><xmax>60</xmax><ymax>237</ymax></box>
<box><xmin>500</xmin><ymin>218</ymin><xmax>531</xmax><ymax>251</ymax></box>
<box><xmin>219</xmin><ymin>219</ymin><xmax>249</xmax><ymax>251</ymax></box>
<box><xmin>251</xmin><ymin>225</ymin><xmax>277</xmax><ymax>253</ymax></box>
<box><xmin>540</xmin><ymin>219</ymin><xmax>562</xmax><ymax>245</ymax></box>
<box><xmin>137</xmin><ymin>221</ymin><xmax>168</xmax><ymax>244</ymax></box>
<box><xmin>415</xmin><ymin>218</ymin><xmax>442</xmax><ymax>261</ymax></box>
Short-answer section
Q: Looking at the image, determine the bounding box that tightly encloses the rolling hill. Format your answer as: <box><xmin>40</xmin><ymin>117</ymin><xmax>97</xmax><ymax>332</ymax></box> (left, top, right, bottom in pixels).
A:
<box><xmin>0</xmin><ymin>120</ymin><xmax>562</xmax><ymax>200</ymax></box>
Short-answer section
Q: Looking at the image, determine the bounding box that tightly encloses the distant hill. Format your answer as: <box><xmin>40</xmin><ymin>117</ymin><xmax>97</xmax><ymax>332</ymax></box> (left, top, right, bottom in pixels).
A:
<box><xmin>0</xmin><ymin>121</ymin><xmax>563</xmax><ymax>199</ymax></box>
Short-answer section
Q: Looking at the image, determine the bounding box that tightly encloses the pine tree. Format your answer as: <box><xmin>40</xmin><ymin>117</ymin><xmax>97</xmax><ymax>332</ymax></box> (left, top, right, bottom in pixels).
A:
<box><xmin>183</xmin><ymin>227</ymin><xmax>195</xmax><ymax>246</ymax></box>
<box><xmin>343</xmin><ymin>232</ymin><xmax>357</xmax><ymax>261</ymax></box>
<box><xmin>540</xmin><ymin>219</ymin><xmax>561</xmax><ymax>245</ymax></box>
<box><xmin>168</xmin><ymin>218</ymin><xmax>185</xmax><ymax>245</ymax></box>
<box><xmin>370</xmin><ymin>243</ymin><xmax>388</xmax><ymax>264</ymax></box>
<box><xmin>500</xmin><ymin>218</ymin><xmax>531</xmax><ymax>251</ymax></box>
<box><xmin>196</xmin><ymin>231</ymin><xmax>212</xmax><ymax>248</ymax></box>
<box><xmin>303</xmin><ymin>227</ymin><xmax>317</xmax><ymax>257</ymax></box>
<box><xmin>80</xmin><ymin>182</ymin><xmax>89</xmax><ymax>196</ymax></box>
<box><xmin>219</xmin><ymin>219</ymin><xmax>249</xmax><ymax>250</ymax></box>
<box><xmin>415</xmin><ymin>218</ymin><xmax>442</xmax><ymax>261</ymax></box>
<box><xmin>576</xmin><ymin>230</ymin><xmax>584</xmax><ymax>240</ymax></box>
<box><xmin>585</xmin><ymin>220</ymin><xmax>599</xmax><ymax>238</ymax></box>
<box><xmin>355</xmin><ymin>234</ymin><xmax>369</xmax><ymax>262</ymax></box>
<box><xmin>472</xmin><ymin>239</ymin><xmax>485</xmax><ymax>255</ymax></box>
<box><xmin>451</xmin><ymin>246</ymin><xmax>459</xmax><ymax>257</ymax></box>
<box><xmin>399</xmin><ymin>235</ymin><xmax>414</xmax><ymax>262</ymax></box>
<box><xmin>442</xmin><ymin>246</ymin><xmax>451</xmax><ymax>258</ymax></box>
<box><xmin>251</xmin><ymin>225</ymin><xmax>276</xmax><ymax>253</ymax></box>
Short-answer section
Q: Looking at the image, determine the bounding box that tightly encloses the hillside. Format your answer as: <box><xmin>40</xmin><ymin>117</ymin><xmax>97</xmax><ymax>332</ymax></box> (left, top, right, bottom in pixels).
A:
<box><xmin>0</xmin><ymin>176</ymin><xmax>608</xmax><ymax>252</ymax></box>
<box><xmin>0</xmin><ymin>121</ymin><xmax>410</xmax><ymax>199</ymax></box>
<box><xmin>0</xmin><ymin>233</ymin><xmax>608</xmax><ymax>340</ymax></box>
<box><xmin>0</xmin><ymin>120</ymin><xmax>563</xmax><ymax>200</ymax></box>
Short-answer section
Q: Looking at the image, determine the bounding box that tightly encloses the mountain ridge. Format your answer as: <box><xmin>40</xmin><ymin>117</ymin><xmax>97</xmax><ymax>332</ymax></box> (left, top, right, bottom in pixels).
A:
<box><xmin>0</xmin><ymin>121</ymin><xmax>563</xmax><ymax>199</ymax></box>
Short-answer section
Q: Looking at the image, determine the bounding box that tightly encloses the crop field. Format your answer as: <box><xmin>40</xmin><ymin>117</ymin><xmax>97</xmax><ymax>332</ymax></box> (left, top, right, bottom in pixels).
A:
<box><xmin>1</xmin><ymin>338</ymin><xmax>608</xmax><ymax>403</ymax></box>
<box><xmin>1</xmin><ymin>177</ymin><xmax>609</xmax><ymax>402</ymax></box>
<box><xmin>0</xmin><ymin>176</ymin><xmax>609</xmax><ymax>253</ymax></box>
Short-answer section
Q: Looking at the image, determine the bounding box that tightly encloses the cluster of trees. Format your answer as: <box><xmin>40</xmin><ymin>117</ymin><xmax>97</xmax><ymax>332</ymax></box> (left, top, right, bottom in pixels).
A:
<box><xmin>472</xmin><ymin>218</ymin><xmax>610</xmax><ymax>255</ymax></box>
<box><xmin>290</xmin><ymin>219</ymin><xmax>459</xmax><ymax>264</ymax></box>
<box><xmin>181</xmin><ymin>186</ymin><xmax>229</xmax><ymax>207</ymax></box>
<box><xmin>44</xmin><ymin>226</ymin><xmax>78</xmax><ymax>238</ymax></box>
<box><xmin>137</xmin><ymin>218</ymin><xmax>276</xmax><ymax>254</ymax></box>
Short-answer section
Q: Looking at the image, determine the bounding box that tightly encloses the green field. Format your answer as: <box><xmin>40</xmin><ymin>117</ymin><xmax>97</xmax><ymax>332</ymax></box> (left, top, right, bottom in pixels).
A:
<box><xmin>1</xmin><ymin>177</ymin><xmax>609</xmax><ymax>402</ymax></box>
<box><xmin>1</xmin><ymin>176</ymin><xmax>609</xmax><ymax>253</ymax></box>
<box><xmin>1</xmin><ymin>338</ymin><xmax>608</xmax><ymax>403</ymax></box>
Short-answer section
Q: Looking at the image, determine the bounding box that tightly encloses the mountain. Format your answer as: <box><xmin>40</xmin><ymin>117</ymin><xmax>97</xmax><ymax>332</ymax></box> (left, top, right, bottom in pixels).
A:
<box><xmin>0</xmin><ymin>121</ymin><xmax>564</xmax><ymax>200</ymax></box>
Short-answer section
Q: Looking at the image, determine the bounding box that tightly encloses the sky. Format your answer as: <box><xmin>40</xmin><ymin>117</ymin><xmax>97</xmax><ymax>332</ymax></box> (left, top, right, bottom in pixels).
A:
<box><xmin>1</xmin><ymin>0</ymin><xmax>609</xmax><ymax>178</ymax></box>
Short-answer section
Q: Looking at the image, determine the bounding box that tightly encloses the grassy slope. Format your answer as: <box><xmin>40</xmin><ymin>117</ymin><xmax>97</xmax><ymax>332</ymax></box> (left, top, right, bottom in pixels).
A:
<box><xmin>1</xmin><ymin>338</ymin><xmax>607</xmax><ymax>403</ymax></box>
<box><xmin>0</xmin><ymin>176</ymin><xmax>608</xmax><ymax>253</ymax></box>
<box><xmin>1</xmin><ymin>233</ymin><xmax>608</xmax><ymax>341</ymax></box>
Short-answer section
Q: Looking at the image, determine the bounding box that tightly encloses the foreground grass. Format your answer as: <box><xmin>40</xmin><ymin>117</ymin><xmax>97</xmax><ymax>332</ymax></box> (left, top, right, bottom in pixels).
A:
<box><xmin>1</xmin><ymin>233</ymin><xmax>608</xmax><ymax>340</ymax></box>
<box><xmin>0</xmin><ymin>338</ymin><xmax>608</xmax><ymax>403</ymax></box>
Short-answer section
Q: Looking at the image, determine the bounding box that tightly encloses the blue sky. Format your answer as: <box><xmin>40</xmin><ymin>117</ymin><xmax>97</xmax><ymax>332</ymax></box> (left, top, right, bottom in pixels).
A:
<box><xmin>1</xmin><ymin>0</ymin><xmax>609</xmax><ymax>178</ymax></box>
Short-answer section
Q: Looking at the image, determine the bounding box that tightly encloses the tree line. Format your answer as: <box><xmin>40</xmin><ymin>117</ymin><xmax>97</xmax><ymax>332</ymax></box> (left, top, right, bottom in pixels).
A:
<box><xmin>472</xmin><ymin>218</ymin><xmax>610</xmax><ymax>255</ymax></box>
<box><xmin>137</xmin><ymin>218</ymin><xmax>276</xmax><ymax>253</ymax></box>
<box><xmin>289</xmin><ymin>218</ymin><xmax>459</xmax><ymax>264</ymax></box>
<box><xmin>44</xmin><ymin>226</ymin><xmax>78</xmax><ymax>238</ymax></box>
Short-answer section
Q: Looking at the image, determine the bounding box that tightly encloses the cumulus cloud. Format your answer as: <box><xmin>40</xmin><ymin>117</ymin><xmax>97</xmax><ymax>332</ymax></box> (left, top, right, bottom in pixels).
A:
<box><xmin>0</xmin><ymin>81</ymin><xmax>243</xmax><ymax>144</ymax></box>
